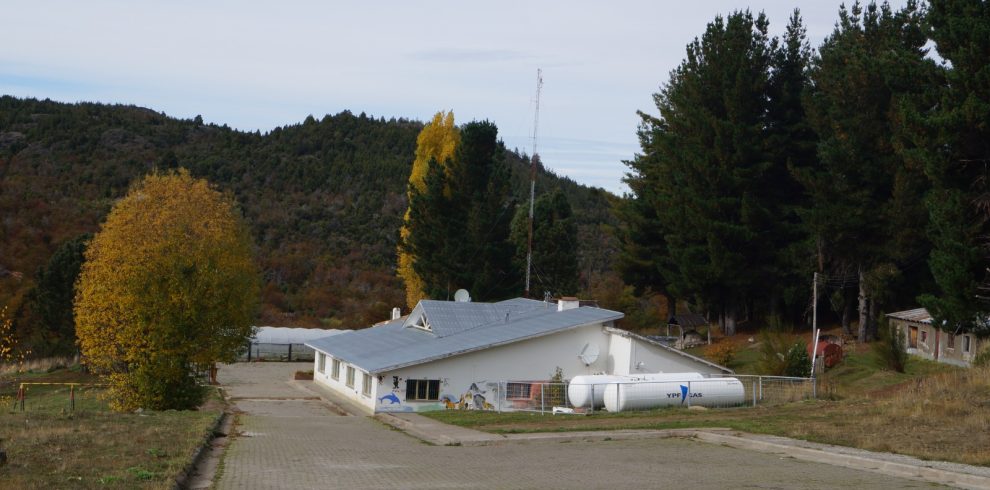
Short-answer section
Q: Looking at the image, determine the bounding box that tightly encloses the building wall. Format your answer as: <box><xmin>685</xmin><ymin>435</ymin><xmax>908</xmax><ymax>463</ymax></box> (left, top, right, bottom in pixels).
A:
<box><xmin>373</xmin><ymin>323</ymin><xmax>612</xmax><ymax>413</ymax></box>
<box><xmin>627</xmin><ymin>335</ymin><xmax>726</xmax><ymax>374</ymax></box>
<box><xmin>895</xmin><ymin>319</ymin><xmax>985</xmax><ymax>367</ymax></box>
<box><xmin>313</xmin><ymin>352</ymin><xmax>376</xmax><ymax>413</ymax></box>
<box><xmin>608</xmin><ymin>333</ymin><xmax>633</xmax><ymax>374</ymax></box>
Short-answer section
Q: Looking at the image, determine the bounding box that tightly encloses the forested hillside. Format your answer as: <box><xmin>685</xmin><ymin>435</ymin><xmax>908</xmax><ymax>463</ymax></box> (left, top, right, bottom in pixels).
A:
<box><xmin>0</xmin><ymin>96</ymin><xmax>616</xmax><ymax>342</ymax></box>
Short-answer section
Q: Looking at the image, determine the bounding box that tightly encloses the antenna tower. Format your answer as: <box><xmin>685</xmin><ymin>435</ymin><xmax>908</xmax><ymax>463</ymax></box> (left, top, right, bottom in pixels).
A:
<box><xmin>525</xmin><ymin>68</ymin><xmax>543</xmax><ymax>298</ymax></box>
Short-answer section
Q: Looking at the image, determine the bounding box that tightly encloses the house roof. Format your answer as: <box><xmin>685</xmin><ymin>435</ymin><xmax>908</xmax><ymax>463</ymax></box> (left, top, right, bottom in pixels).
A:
<box><xmin>668</xmin><ymin>314</ymin><xmax>708</xmax><ymax>329</ymax></box>
<box><xmin>306</xmin><ymin>298</ymin><xmax>623</xmax><ymax>374</ymax></box>
<box><xmin>886</xmin><ymin>308</ymin><xmax>933</xmax><ymax>325</ymax></box>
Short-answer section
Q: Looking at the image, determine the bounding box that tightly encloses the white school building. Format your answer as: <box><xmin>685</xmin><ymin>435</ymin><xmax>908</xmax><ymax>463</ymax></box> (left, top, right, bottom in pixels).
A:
<box><xmin>306</xmin><ymin>297</ymin><xmax>731</xmax><ymax>414</ymax></box>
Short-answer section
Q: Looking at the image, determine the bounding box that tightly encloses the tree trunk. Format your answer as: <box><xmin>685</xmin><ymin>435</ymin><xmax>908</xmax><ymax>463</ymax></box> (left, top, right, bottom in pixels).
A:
<box><xmin>724</xmin><ymin>305</ymin><xmax>737</xmax><ymax>337</ymax></box>
<box><xmin>866</xmin><ymin>298</ymin><xmax>878</xmax><ymax>342</ymax></box>
<box><xmin>858</xmin><ymin>267</ymin><xmax>868</xmax><ymax>343</ymax></box>
<box><xmin>665</xmin><ymin>294</ymin><xmax>676</xmax><ymax>319</ymax></box>
<box><xmin>841</xmin><ymin>289</ymin><xmax>853</xmax><ymax>336</ymax></box>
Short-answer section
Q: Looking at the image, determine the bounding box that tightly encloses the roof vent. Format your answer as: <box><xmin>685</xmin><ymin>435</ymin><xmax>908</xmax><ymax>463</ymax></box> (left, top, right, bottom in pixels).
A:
<box><xmin>391</xmin><ymin>307</ymin><xmax>401</xmax><ymax>320</ymax></box>
<box><xmin>557</xmin><ymin>297</ymin><xmax>580</xmax><ymax>312</ymax></box>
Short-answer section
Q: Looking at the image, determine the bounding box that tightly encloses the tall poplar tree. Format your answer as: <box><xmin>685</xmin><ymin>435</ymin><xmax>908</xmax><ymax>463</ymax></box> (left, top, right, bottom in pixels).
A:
<box><xmin>397</xmin><ymin>111</ymin><xmax>459</xmax><ymax>309</ymax></box>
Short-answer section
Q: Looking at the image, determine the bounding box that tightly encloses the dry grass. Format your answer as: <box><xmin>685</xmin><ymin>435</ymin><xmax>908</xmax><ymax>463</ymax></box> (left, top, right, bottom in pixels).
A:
<box><xmin>425</xmin><ymin>365</ymin><xmax>990</xmax><ymax>466</ymax></box>
<box><xmin>0</xmin><ymin>367</ymin><xmax>223</xmax><ymax>489</ymax></box>
<box><xmin>0</xmin><ymin>355</ymin><xmax>78</xmax><ymax>377</ymax></box>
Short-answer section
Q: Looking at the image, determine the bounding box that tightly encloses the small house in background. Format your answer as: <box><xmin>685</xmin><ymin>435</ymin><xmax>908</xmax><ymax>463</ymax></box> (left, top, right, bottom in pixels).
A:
<box><xmin>306</xmin><ymin>298</ymin><xmax>731</xmax><ymax>414</ymax></box>
<box><xmin>887</xmin><ymin>308</ymin><xmax>986</xmax><ymax>367</ymax></box>
<box><xmin>667</xmin><ymin>314</ymin><xmax>710</xmax><ymax>348</ymax></box>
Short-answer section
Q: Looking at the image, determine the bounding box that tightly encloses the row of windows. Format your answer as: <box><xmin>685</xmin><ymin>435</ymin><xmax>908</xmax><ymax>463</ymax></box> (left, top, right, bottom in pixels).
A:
<box><xmin>908</xmin><ymin>327</ymin><xmax>973</xmax><ymax>353</ymax></box>
<box><xmin>317</xmin><ymin>353</ymin><xmax>372</xmax><ymax>397</ymax></box>
<box><xmin>317</xmin><ymin>353</ymin><xmax>442</xmax><ymax>402</ymax></box>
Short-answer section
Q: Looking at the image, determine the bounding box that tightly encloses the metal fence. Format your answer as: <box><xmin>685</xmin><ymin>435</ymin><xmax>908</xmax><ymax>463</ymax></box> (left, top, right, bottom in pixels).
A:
<box><xmin>7</xmin><ymin>383</ymin><xmax>107</xmax><ymax>413</ymax></box>
<box><xmin>238</xmin><ymin>342</ymin><xmax>315</xmax><ymax>362</ymax></box>
<box><xmin>497</xmin><ymin>375</ymin><xmax>816</xmax><ymax>414</ymax></box>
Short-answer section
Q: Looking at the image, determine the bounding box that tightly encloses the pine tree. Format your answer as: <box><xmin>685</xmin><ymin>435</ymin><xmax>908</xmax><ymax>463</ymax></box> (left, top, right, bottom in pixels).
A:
<box><xmin>909</xmin><ymin>0</ymin><xmax>990</xmax><ymax>335</ymax></box>
<box><xmin>511</xmin><ymin>189</ymin><xmax>580</xmax><ymax>297</ymax></box>
<box><xmin>403</xmin><ymin>121</ymin><xmax>518</xmax><ymax>301</ymax></box>
<box><xmin>20</xmin><ymin>234</ymin><xmax>89</xmax><ymax>356</ymax></box>
<box><xmin>628</xmin><ymin>11</ymin><xmax>778</xmax><ymax>336</ymax></box>
<box><xmin>802</xmin><ymin>1</ymin><xmax>935</xmax><ymax>341</ymax></box>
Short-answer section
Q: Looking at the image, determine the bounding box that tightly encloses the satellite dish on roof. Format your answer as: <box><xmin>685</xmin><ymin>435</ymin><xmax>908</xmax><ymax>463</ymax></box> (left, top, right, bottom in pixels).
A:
<box><xmin>578</xmin><ymin>343</ymin><xmax>600</xmax><ymax>366</ymax></box>
<box><xmin>454</xmin><ymin>289</ymin><xmax>471</xmax><ymax>302</ymax></box>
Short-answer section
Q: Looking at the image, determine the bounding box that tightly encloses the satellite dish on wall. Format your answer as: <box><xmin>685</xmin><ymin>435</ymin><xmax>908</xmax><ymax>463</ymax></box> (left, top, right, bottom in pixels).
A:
<box><xmin>578</xmin><ymin>343</ymin><xmax>600</xmax><ymax>366</ymax></box>
<box><xmin>454</xmin><ymin>289</ymin><xmax>471</xmax><ymax>302</ymax></box>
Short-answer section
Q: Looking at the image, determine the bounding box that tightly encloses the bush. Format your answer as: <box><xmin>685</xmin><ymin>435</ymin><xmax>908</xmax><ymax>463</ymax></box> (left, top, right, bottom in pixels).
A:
<box><xmin>783</xmin><ymin>343</ymin><xmax>811</xmax><ymax>377</ymax></box>
<box><xmin>756</xmin><ymin>329</ymin><xmax>790</xmax><ymax>375</ymax></box>
<box><xmin>703</xmin><ymin>341</ymin><xmax>737</xmax><ymax>367</ymax></box>
<box><xmin>972</xmin><ymin>345</ymin><xmax>990</xmax><ymax>368</ymax></box>
<box><xmin>872</xmin><ymin>319</ymin><xmax>908</xmax><ymax>373</ymax></box>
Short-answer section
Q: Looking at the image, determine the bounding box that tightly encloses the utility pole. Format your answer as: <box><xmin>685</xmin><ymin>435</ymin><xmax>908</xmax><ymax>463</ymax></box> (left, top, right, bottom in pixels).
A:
<box><xmin>524</xmin><ymin>68</ymin><xmax>543</xmax><ymax>298</ymax></box>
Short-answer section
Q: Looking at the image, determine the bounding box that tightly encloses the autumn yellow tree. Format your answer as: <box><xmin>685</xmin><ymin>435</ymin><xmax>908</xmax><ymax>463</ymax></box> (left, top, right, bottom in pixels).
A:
<box><xmin>75</xmin><ymin>169</ymin><xmax>259</xmax><ymax>411</ymax></box>
<box><xmin>0</xmin><ymin>305</ymin><xmax>29</xmax><ymax>368</ymax></box>
<box><xmin>397</xmin><ymin>111</ymin><xmax>459</xmax><ymax>309</ymax></box>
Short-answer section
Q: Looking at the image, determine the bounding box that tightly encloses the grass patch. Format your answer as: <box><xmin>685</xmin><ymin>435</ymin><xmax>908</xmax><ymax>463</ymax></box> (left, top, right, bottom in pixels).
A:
<box><xmin>424</xmin><ymin>362</ymin><xmax>988</xmax><ymax>466</ymax></box>
<box><xmin>0</xmin><ymin>367</ymin><xmax>223</xmax><ymax>489</ymax></box>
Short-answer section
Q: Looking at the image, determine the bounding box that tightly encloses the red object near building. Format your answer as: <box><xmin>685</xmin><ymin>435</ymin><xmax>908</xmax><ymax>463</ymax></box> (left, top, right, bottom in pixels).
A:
<box><xmin>808</xmin><ymin>341</ymin><xmax>843</xmax><ymax>368</ymax></box>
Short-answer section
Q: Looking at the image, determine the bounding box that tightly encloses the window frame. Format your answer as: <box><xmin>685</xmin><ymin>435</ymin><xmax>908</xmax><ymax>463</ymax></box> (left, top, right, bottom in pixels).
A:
<box><xmin>331</xmin><ymin>359</ymin><xmax>341</xmax><ymax>380</ymax></box>
<box><xmin>404</xmin><ymin>379</ymin><xmax>440</xmax><ymax>401</ymax></box>
<box><xmin>362</xmin><ymin>373</ymin><xmax>372</xmax><ymax>397</ymax></box>
<box><xmin>317</xmin><ymin>353</ymin><xmax>326</xmax><ymax>374</ymax></box>
<box><xmin>346</xmin><ymin>366</ymin><xmax>356</xmax><ymax>388</ymax></box>
<box><xmin>963</xmin><ymin>335</ymin><xmax>971</xmax><ymax>354</ymax></box>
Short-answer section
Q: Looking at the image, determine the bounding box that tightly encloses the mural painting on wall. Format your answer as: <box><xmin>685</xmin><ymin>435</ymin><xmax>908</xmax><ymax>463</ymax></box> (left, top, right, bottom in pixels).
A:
<box><xmin>377</xmin><ymin>375</ymin><xmax>414</xmax><ymax>412</ymax></box>
<box><xmin>441</xmin><ymin>382</ymin><xmax>497</xmax><ymax>411</ymax></box>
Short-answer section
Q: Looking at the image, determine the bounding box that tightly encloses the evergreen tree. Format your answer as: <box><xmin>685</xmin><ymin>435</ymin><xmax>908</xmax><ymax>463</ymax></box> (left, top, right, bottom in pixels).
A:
<box><xmin>20</xmin><ymin>234</ymin><xmax>89</xmax><ymax>356</ymax></box>
<box><xmin>802</xmin><ymin>1</ymin><xmax>935</xmax><ymax>342</ymax></box>
<box><xmin>404</xmin><ymin>121</ymin><xmax>518</xmax><ymax>301</ymax></box>
<box><xmin>511</xmin><ymin>189</ymin><xmax>580</xmax><ymax>297</ymax></box>
<box><xmin>627</xmin><ymin>11</ymin><xmax>778</xmax><ymax>336</ymax></box>
<box><xmin>909</xmin><ymin>0</ymin><xmax>990</xmax><ymax>336</ymax></box>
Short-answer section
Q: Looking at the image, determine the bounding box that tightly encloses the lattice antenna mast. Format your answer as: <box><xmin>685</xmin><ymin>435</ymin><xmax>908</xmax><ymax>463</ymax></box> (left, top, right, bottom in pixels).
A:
<box><xmin>525</xmin><ymin>68</ymin><xmax>543</xmax><ymax>298</ymax></box>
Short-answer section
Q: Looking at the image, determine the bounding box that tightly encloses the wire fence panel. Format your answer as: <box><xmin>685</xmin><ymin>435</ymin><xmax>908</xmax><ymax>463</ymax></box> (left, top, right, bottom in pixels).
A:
<box><xmin>238</xmin><ymin>343</ymin><xmax>315</xmax><ymax>362</ymax></box>
<box><xmin>9</xmin><ymin>383</ymin><xmax>107</xmax><ymax>413</ymax></box>
<box><xmin>499</xmin><ymin>375</ymin><xmax>817</xmax><ymax>414</ymax></box>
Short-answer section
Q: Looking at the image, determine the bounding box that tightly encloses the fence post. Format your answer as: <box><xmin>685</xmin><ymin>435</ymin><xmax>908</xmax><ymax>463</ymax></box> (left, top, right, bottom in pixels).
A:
<box><xmin>589</xmin><ymin>384</ymin><xmax>594</xmax><ymax>414</ymax></box>
<box><xmin>812</xmin><ymin>376</ymin><xmax>817</xmax><ymax>399</ymax></box>
<box><xmin>70</xmin><ymin>385</ymin><xmax>75</xmax><ymax>412</ymax></box>
<box><xmin>758</xmin><ymin>376</ymin><xmax>763</xmax><ymax>401</ymax></box>
<box><xmin>686</xmin><ymin>381</ymin><xmax>691</xmax><ymax>408</ymax></box>
<box><xmin>752</xmin><ymin>381</ymin><xmax>757</xmax><ymax>407</ymax></box>
<box><xmin>540</xmin><ymin>383</ymin><xmax>545</xmax><ymax>415</ymax></box>
<box><xmin>19</xmin><ymin>386</ymin><xmax>24</xmax><ymax>412</ymax></box>
<box><xmin>288</xmin><ymin>344</ymin><xmax>293</xmax><ymax>362</ymax></box>
<box><xmin>247</xmin><ymin>342</ymin><xmax>252</xmax><ymax>362</ymax></box>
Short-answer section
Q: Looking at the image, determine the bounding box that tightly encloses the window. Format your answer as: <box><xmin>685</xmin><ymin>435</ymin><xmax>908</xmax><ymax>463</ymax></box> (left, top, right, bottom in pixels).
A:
<box><xmin>317</xmin><ymin>353</ymin><xmax>326</xmax><ymax>374</ymax></box>
<box><xmin>947</xmin><ymin>333</ymin><xmax>955</xmax><ymax>349</ymax></box>
<box><xmin>362</xmin><ymin>373</ymin><xmax>372</xmax><ymax>397</ymax></box>
<box><xmin>920</xmin><ymin>329</ymin><xmax>927</xmax><ymax>344</ymax></box>
<box><xmin>506</xmin><ymin>382</ymin><xmax>532</xmax><ymax>399</ymax></box>
<box><xmin>963</xmin><ymin>335</ymin><xmax>971</xmax><ymax>353</ymax></box>
<box><xmin>405</xmin><ymin>379</ymin><xmax>440</xmax><ymax>401</ymax></box>
<box><xmin>909</xmin><ymin>327</ymin><xmax>919</xmax><ymax>348</ymax></box>
<box><xmin>331</xmin><ymin>359</ymin><xmax>341</xmax><ymax>380</ymax></box>
<box><xmin>346</xmin><ymin>366</ymin><xmax>356</xmax><ymax>388</ymax></box>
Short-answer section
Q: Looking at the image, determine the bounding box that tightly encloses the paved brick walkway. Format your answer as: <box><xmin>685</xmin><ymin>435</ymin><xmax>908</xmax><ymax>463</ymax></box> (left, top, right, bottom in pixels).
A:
<box><xmin>214</xmin><ymin>363</ymin><xmax>938</xmax><ymax>490</ymax></box>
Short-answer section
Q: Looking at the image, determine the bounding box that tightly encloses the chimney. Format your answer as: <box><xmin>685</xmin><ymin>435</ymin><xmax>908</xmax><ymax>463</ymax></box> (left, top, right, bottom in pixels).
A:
<box><xmin>557</xmin><ymin>297</ymin><xmax>580</xmax><ymax>312</ymax></box>
<box><xmin>391</xmin><ymin>307</ymin><xmax>401</xmax><ymax>320</ymax></box>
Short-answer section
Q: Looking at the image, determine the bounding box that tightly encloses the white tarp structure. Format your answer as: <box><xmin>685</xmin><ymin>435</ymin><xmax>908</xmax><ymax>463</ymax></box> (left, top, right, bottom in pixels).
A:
<box><xmin>243</xmin><ymin>326</ymin><xmax>346</xmax><ymax>361</ymax></box>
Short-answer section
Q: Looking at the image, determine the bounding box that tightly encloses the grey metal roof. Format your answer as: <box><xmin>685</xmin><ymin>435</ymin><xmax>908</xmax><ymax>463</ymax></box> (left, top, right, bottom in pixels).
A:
<box><xmin>886</xmin><ymin>308</ymin><xmax>932</xmax><ymax>324</ymax></box>
<box><xmin>306</xmin><ymin>298</ymin><xmax>622</xmax><ymax>374</ymax></box>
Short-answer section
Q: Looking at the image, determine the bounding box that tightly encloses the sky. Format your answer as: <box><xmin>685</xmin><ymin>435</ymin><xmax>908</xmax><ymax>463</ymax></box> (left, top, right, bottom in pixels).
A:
<box><xmin>1</xmin><ymin>1</ymin><xmax>905</xmax><ymax>194</ymax></box>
